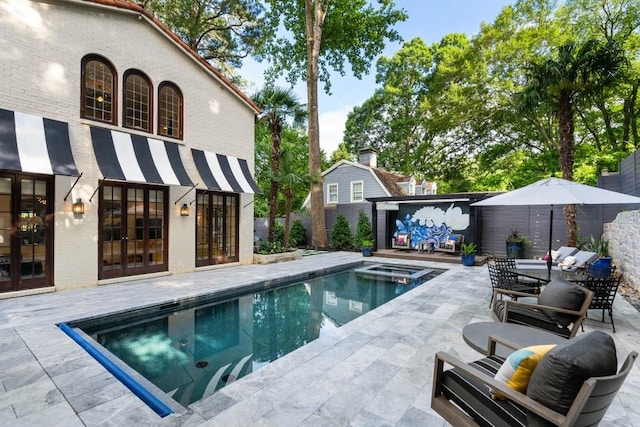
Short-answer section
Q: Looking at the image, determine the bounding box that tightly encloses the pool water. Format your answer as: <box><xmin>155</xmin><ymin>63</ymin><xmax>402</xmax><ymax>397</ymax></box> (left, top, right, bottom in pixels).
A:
<box><xmin>74</xmin><ymin>265</ymin><xmax>441</xmax><ymax>407</ymax></box>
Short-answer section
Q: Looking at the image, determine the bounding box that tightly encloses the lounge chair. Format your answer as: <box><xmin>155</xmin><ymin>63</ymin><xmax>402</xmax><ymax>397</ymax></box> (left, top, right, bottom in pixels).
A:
<box><xmin>492</xmin><ymin>279</ymin><xmax>593</xmax><ymax>338</ymax></box>
<box><xmin>515</xmin><ymin>246</ymin><xmax>578</xmax><ymax>269</ymax></box>
<box><xmin>432</xmin><ymin>331</ymin><xmax>637</xmax><ymax>427</ymax></box>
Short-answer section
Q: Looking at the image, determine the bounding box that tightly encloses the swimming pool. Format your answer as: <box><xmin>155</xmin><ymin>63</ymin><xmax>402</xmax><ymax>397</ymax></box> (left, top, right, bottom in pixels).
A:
<box><xmin>67</xmin><ymin>263</ymin><xmax>442</xmax><ymax>408</ymax></box>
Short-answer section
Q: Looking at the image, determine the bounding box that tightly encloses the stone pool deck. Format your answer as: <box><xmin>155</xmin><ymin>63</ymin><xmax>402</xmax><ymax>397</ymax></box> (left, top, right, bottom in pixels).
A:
<box><xmin>1</xmin><ymin>252</ymin><xmax>639</xmax><ymax>426</ymax></box>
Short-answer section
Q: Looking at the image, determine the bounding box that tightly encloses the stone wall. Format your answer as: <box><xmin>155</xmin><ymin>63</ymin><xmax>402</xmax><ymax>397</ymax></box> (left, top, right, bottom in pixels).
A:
<box><xmin>603</xmin><ymin>210</ymin><xmax>640</xmax><ymax>290</ymax></box>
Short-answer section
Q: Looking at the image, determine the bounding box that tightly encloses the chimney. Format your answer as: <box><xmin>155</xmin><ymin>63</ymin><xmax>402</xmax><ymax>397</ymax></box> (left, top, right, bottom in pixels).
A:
<box><xmin>358</xmin><ymin>147</ymin><xmax>378</xmax><ymax>168</ymax></box>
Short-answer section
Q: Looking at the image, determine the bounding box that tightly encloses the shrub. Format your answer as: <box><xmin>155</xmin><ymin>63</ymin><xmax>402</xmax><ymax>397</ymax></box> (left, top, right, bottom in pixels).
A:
<box><xmin>290</xmin><ymin>219</ymin><xmax>307</xmax><ymax>247</ymax></box>
<box><xmin>355</xmin><ymin>210</ymin><xmax>373</xmax><ymax>249</ymax></box>
<box><xmin>274</xmin><ymin>221</ymin><xmax>285</xmax><ymax>243</ymax></box>
<box><xmin>331</xmin><ymin>214</ymin><xmax>353</xmax><ymax>250</ymax></box>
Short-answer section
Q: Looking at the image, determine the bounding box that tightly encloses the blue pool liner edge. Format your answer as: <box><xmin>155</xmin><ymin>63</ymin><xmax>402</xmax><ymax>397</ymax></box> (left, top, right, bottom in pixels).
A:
<box><xmin>59</xmin><ymin>322</ymin><xmax>173</xmax><ymax>418</ymax></box>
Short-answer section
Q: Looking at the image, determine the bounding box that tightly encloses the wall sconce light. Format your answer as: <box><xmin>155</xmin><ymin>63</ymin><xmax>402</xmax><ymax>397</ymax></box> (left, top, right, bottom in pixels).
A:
<box><xmin>72</xmin><ymin>198</ymin><xmax>85</xmax><ymax>215</ymax></box>
<box><xmin>180</xmin><ymin>203</ymin><xmax>189</xmax><ymax>216</ymax></box>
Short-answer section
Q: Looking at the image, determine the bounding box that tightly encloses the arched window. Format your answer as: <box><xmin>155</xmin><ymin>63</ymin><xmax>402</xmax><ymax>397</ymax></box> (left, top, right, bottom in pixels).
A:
<box><xmin>123</xmin><ymin>70</ymin><xmax>152</xmax><ymax>132</ymax></box>
<box><xmin>81</xmin><ymin>55</ymin><xmax>117</xmax><ymax>124</ymax></box>
<box><xmin>158</xmin><ymin>82</ymin><xmax>183</xmax><ymax>139</ymax></box>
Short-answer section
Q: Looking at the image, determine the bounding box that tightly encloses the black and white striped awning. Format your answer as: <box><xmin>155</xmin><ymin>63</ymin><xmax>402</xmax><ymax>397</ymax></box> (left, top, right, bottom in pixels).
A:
<box><xmin>192</xmin><ymin>149</ymin><xmax>262</xmax><ymax>194</ymax></box>
<box><xmin>91</xmin><ymin>127</ymin><xmax>193</xmax><ymax>186</ymax></box>
<box><xmin>0</xmin><ymin>109</ymin><xmax>79</xmax><ymax>176</ymax></box>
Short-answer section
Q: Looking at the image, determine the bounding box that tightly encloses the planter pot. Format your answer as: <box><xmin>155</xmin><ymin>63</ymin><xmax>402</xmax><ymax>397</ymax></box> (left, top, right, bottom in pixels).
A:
<box><xmin>362</xmin><ymin>247</ymin><xmax>373</xmax><ymax>257</ymax></box>
<box><xmin>589</xmin><ymin>256</ymin><xmax>612</xmax><ymax>278</ymax></box>
<box><xmin>461</xmin><ymin>253</ymin><xmax>475</xmax><ymax>266</ymax></box>
<box><xmin>506</xmin><ymin>241</ymin><xmax>524</xmax><ymax>258</ymax></box>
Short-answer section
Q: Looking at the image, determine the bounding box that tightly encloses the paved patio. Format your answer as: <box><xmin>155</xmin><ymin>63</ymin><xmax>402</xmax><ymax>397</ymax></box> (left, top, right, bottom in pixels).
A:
<box><xmin>1</xmin><ymin>252</ymin><xmax>639</xmax><ymax>426</ymax></box>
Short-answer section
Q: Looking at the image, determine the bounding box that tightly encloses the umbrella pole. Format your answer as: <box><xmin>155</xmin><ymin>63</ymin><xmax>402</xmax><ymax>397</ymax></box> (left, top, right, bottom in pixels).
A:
<box><xmin>547</xmin><ymin>206</ymin><xmax>553</xmax><ymax>281</ymax></box>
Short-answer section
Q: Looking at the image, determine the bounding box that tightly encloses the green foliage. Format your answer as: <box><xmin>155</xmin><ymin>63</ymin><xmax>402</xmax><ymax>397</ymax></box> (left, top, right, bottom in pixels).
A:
<box><xmin>342</xmin><ymin>0</ymin><xmax>640</xmax><ymax>192</ymax></box>
<box><xmin>505</xmin><ymin>229</ymin><xmax>531</xmax><ymax>246</ymax></box>
<box><xmin>330</xmin><ymin>214</ymin><xmax>353</xmax><ymax>250</ymax></box>
<box><xmin>274</xmin><ymin>221</ymin><xmax>284</xmax><ymax>243</ymax></box>
<box><xmin>583</xmin><ymin>234</ymin><xmax>610</xmax><ymax>257</ymax></box>
<box><xmin>290</xmin><ymin>220</ymin><xmax>307</xmax><ymax>247</ymax></box>
<box><xmin>354</xmin><ymin>210</ymin><xmax>374</xmax><ymax>249</ymax></box>
<box><xmin>461</xmin><ymin>242</ymin><xmax>477</xmax><ymax>255</ymax></box>
<box><xmin>256</xmin><ymin>240</ymin><xmax>287</xmax><ymax>255</ymax></box>
<box><xmin>139</xmin><ymin>0</ymin><xmax>264</xmax><ymax>76</ymax></box>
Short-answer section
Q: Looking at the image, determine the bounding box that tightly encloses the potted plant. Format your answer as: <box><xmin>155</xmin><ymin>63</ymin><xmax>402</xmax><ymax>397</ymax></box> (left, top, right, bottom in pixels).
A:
<box><xmin>586</xmin><ymin>235</ymin><xmax>612</xmax><ymax>277</ymax></box>
<box><xmin>460</xmin><ymin>242</ymin><xmax>477</xmax><ymax>266</ymax></box>
<box><xmin>360</xmin><ymin>238</ymin><xmax>375</xmax><ymax>257</ymax></box>
<box><xmin>505</xmin><ymin>229</ymin><xmax>530</xmax><ymax>258</ymax></box>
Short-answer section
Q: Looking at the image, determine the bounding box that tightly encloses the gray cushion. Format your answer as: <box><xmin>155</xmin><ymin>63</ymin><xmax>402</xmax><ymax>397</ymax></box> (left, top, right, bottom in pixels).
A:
<box><xmin>526</xmin><ymin>331</ymin><xmax>617</xmax><ymax>424</ymax></box>
<box><xmin>537</xmin><ymin>279</ymin><xmax>585</xmax><ymax>327</ymax></box>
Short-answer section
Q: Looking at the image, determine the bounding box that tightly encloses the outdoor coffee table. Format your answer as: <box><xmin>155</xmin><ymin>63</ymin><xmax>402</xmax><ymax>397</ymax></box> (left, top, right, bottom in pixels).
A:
<box><xmin>462</xmin><ymin>321</ymin><xmax>567</xmax><ymax>358</ymax></box>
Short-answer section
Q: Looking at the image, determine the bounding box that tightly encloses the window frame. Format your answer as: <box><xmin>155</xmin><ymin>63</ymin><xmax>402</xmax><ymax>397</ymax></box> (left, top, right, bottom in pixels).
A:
<box><xmin>157</xmin><ymin>81</ymin><xmax>183</xmax><ymax>140</ymax></box>
<box><xmin>81</xmin><ymin>54</ymin><xmax>117</xmax><ymax>125</ymax></box>
<box><xmin>327</xmin><ymin>183</ymin><xmax>338</xmax><ymax>204</ymax></box>
<box><xmin>350</xmin><ymin>180</ymin><xmax>364</xmax><ymax>203</ymax></box>
<box><xmin>123</xmin><ymin>69</ymin><xmax>153</xmax><ymax>133</ymax></box>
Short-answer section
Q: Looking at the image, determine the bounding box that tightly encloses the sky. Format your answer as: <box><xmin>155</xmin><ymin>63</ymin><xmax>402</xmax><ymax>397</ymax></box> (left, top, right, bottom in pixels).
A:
<box><xmin>240</xmin><ymin>0</ymin><xmax>514</xmax><ymax>156</ymax></box>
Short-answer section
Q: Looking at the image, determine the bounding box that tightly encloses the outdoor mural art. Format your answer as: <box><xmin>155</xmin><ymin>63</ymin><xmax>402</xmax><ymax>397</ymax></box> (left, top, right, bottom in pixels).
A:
<box><xmin>394</xmin><ymin>203</ymin><xmax>470</xmax><ymax>249</ymax></box>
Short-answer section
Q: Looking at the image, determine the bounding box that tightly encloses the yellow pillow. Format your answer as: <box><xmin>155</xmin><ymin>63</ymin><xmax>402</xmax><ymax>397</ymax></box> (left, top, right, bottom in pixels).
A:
<box><xmin>491</xmin><ymin>344</ymin><xmax>556</xmax><ymax>400</ymax></box>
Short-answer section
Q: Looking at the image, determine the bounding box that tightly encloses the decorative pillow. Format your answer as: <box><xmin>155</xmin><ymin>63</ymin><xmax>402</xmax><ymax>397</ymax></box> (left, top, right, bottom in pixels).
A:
<box><xmin>397</xmin><ymin>235</ymin><xmax>406</xmax><ymax>244</ymax></box>
<box><xmin>550</xmin><ymin>250</ymin><xmax>561</xmax><ymax>262</ymax></box>
<box><xmin>527</xmin><ymin>331</ymin><xmax>617</xmax><ymax>422</ymax></box>
<box><xmin>491</xmin><ymin>344</ymin><xmax>557</xmax><ymax>400</ymax></box>
<box><xmin>561</xmin><ymin>255</ymin><xmax>577</xmax><ymax>268</ymax></box>
<box><xmin>537</xmin><ymin>279</ymin><xmax>585</xmax><ymax>327</ymax></box>
<box><xmin>449</xmin><ymin>235</ymin><xmax>458</xmax><ymax>241</ymax></box>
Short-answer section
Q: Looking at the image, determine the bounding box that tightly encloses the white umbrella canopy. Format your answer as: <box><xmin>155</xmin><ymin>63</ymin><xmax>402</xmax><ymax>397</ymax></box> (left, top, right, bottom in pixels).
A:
<box><xmin>471</xmin><ymin>177</ymin><xmax>640</xmax><ymax>207</ymax></box>
<box><xmin>471</xmin><ymin>177</ymin><xmax>640</xmax><ymax>278</ymax></box>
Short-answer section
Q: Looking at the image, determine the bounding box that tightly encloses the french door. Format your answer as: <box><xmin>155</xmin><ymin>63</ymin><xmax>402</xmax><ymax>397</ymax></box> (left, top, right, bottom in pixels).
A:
<box><xmin>195</xmin><ymin>191</ymin><xmax>238</xmax><ymax>266</ymax></box>
<box><xmin>0</xmin><ymin>173</ymin><xmax>52</xmax><ymax>293</ymax></box>
<box><xmin>99</xmin><ymin>182</ymin><xmax>167</xmax><ymax>279</ymax></box>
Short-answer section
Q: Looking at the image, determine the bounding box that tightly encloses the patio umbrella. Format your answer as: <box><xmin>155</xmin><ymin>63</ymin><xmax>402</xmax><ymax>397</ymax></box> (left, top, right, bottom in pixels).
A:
<box><xmin>471</xmin><ymin>177</ymin><xmax>640</xmax><ymax>278</ymax></box>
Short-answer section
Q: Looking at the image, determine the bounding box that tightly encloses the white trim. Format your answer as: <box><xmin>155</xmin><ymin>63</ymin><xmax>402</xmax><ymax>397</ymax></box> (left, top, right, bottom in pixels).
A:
<box><xmin>327</xmin><ymin>183</ymin><xmax>338</xmax><ymax>204</ymax></box>
<box><xmin>350</xmin><ymin>180</ymin><xmax>364</xmax><ymax>203</ymax></box>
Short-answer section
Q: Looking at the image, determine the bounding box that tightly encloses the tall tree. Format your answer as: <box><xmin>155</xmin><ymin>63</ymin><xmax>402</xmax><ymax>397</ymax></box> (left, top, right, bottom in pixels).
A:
<box><xmin>259</xmin><ymin>0</ymin><xmax>407</xmax><ymax>248</ymax></box>
<box><xmin>134</xmin><ymin>0</ymin><xmax>264</xmax><ymax>76</ymax></box>
<box><xmin>252</xmin><ymin>86</ymin><xmax>306</xmax><ymax>243</ymax></box>
<box><xmin>516</xmin><ymin>39</ymin><xmax>627</xmax><ymax>245</ymax></box>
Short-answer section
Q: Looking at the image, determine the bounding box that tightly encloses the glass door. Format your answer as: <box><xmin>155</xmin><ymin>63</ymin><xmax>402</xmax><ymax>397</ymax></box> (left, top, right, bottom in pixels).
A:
<box><xmin>99</xmin><ymin>182</ymin><xmax>167</xmax><ymax>279</ymax></box>
<box><xmin>195</xmin><ymin>191</ymin><xmax>238</xmax><ymax>266</ymax></box>
<box><xmin>0</xmin><ymin>173</ymin><xmax>52</xmax><ymax>293</ymax></box>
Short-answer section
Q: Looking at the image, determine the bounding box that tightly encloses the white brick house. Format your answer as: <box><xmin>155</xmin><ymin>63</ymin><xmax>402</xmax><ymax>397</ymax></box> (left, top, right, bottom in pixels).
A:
<box><xmin>0</xmin><ymin>0</ymin><xmax>260</xmax><ymax>296</ymax></box>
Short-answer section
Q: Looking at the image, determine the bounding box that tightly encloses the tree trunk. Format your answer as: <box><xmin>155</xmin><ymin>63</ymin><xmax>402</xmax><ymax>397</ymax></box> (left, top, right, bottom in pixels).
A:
<box><xmin>267</xmin><ymin>121</ymin><xmax>282</xmax><ymax>243</ymax></box>
<box><xmin>557</xmin><ymin>91</ymin><xmax>577</xmax><ymax>246</ymax></box>
<box><xmin>305</xmin><ymin>0</ymin><xmax>328</xmax><ymax>248</ymax></box>
<box><xmin>283</xmin><ymin>188</ymin><xmax>293</xmax><ymax>248</ymax></box>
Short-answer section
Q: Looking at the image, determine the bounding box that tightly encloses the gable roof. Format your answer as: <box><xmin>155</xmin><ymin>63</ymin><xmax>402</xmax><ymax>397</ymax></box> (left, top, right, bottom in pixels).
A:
<box><xmin>78</xmin><ymin>0</ymin><xmax>260</xmax><ymax>114</ymax></box>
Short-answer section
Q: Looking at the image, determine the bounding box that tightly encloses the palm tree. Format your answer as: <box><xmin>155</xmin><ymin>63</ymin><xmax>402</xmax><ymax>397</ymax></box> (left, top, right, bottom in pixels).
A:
<box><xmin>277</xmin><ymin>147</ymin><xmax>319</xmax><ymax>248</ymax></box>
<box><xmin>516</xmin><ymin>39</ymin><xmax>626</xmax><ymax>245</ymax></box>
<box><xmin>252</xmin><ymin>86</ymin><xmax>307</xmax><ymax>243</ymax></box>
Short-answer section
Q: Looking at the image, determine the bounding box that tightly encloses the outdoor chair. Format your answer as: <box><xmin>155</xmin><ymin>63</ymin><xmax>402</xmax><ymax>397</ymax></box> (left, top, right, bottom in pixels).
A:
<box><xmin>487</xmin><ymin>264</ymin><xmax>542</xmax><ymax>308</ymax></box>
<box><xmin>391</xmin><ymin>232</ymin><xmax>411</xmax><ymax>250</ymax></box>
<box><xmin>578</xmin><ymin>273</ymin><xmax>622</xmax><ymax>332</ymax></box>
<box><xmin>492</xmin><ymin>257</ymin><xmax>549</xmax><ymax>285</ymax></box>
<box><xmin>492</xmin><ymin>279</ymin><xmax>593</xmax><ymax>338</ymax></box>
<box><xmin>436</xmin><ymin>233</ymin><xmax>464</xmax><ymax>254</ymax></box>
<box><xmin>431</xmin><ymin>331</ymin><xmax>637</xmax><ymax>427</ymax></box>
